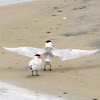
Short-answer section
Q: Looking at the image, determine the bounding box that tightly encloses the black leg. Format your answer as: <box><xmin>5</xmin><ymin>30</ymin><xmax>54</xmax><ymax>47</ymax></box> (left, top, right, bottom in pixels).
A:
<box><xmin>36</xmin><ymin>70</ymin><xmax>39</xmax><ymax>76</ymax></box>
<box><xmin>31</xmin><ymin>70</ymin><xmax>34</xmax><ymax>76</ymax></box>
<box><xmin>44</xmin><ymin>64</ymin><xmax>46</xmax><ymax>71</ymax></box>
<box><xmin>49</xmin><ymin>64</ymin><xmax>52</xmax><ymax>71</ymax></box>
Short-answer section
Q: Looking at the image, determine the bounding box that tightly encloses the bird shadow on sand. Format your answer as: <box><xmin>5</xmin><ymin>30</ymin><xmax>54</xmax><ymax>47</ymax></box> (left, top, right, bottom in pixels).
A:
<box><xmin>51</xmin><ymin>65</ymin><xmax>100</xmax><ymax>73</ymax></box>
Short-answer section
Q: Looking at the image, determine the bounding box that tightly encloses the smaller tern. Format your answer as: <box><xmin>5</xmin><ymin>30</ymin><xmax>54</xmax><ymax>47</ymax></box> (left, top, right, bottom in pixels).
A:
<box><xmin>29</xmin><ymin>54</ymin><xmax>42</xmax><ymax>76</ymax></box>
<box><xmin>3</xmin><ymin>40</ymin><xmax>100</xmax><ymax>71</ymax></box>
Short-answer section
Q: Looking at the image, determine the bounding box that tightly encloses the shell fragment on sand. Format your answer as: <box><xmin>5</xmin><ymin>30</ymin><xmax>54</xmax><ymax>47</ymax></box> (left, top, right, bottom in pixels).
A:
<box><xmin>63</xmin><ymin>17</ymin><xmax>67</xmax><ymax>20</ymax></box>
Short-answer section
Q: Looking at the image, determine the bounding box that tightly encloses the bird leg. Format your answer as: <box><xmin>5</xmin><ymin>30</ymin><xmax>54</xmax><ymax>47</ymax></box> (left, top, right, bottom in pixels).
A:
<box><xmin>44</xmin><ymin>64</ymin><xmax>46</xmax><ymax>71</ymax></box>
<box><xmin>49</xmin><ymin>64</ymin><xmax>52</xmax><ymax>71</ymax></box>
<box><xmin>36</xmin><ymin>70</ymin><xmax>39</xmax><ymax>76</ymax></box>
<box><xmin>31</xmin><ymin>70</ymin><xmax>34</xmax><ymax>76</ymax></box>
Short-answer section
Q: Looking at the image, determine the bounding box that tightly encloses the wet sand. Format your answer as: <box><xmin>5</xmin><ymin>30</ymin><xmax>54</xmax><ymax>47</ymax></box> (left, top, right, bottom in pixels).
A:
<box><xmin>0</xmin><ymin>0</ymin><xmax>100</xmax><ymax>99</ymax></box>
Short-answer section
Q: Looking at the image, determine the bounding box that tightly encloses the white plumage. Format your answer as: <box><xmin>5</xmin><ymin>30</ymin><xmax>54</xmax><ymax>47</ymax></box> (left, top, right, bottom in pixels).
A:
<box><xmin>29</xmin><ymin>54</ymin><xmax>42</xmax><ymax>76</ymax></box>
<box><xmin>29</xmin><ymin>56</ymin><xmax>42</xmax><ymax>70</ymax></box>
<box><xmin>52</xmin><ymin>48</ymin><xmax>99</xmax><ymax>60</ymax></box>
<box><xmin>3</xmin><ymin>47</ymin><xmax>45</xmax><ymax>58</ymax></box>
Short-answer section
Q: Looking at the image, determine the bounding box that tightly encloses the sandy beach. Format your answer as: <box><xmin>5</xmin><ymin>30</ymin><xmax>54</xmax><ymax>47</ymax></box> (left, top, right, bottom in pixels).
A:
<box><xmin>0</xmin><ymin>0</ymin><xmax>100</xmax><ymax>99</ymax></box>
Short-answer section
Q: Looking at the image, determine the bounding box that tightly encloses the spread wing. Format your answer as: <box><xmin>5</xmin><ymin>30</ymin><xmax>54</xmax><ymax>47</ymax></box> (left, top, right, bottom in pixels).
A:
<box><xmin>3</xmin><ymin>47</ymin><xmax>45</xmax><ymax>58</ymax></box>
<box><xmin>52</xmin><ymin>48</ymin><xmax>100</xmax><ymax>60</ymax></box>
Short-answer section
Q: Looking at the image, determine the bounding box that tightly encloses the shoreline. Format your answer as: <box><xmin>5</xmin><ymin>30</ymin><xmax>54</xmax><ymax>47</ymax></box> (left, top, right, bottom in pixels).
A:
<box><xmin>0</xmin><ymin>81</ymin><xmax>64</xmax><ymax>100</ymax></box>
<box><xmin>0</xmin><ymin>80</ymin><xmax>91</xmax><ymax>100</ymax></box>
<box><xmin>0</xmin><ymin>0</ymin><xmax>36</xmax><ymax>7</ymax></box>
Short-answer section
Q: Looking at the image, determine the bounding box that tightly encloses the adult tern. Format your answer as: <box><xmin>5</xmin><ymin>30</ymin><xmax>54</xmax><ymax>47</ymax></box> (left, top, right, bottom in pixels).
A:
<box><xmin>3</xmin><ymin>40</ymin><xmax>100</xmax><ymax>71</ymax></box>
<box><xmin>29</xmin><ymin>54</ymin><xmax>42</xmax><ymax>76</ymax></box>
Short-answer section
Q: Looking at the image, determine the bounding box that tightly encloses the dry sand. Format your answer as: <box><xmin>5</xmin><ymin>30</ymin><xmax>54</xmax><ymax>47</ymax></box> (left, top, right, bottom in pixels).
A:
<box><xmin>0</xmin><ymin>0</ymin><xmax>100</xmax><ymax>99</ymax></box>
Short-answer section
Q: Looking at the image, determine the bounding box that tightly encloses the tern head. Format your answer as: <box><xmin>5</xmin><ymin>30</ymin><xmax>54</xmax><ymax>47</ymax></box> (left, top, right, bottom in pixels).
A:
<box><xmin>45</xmin><ymin>40</ymin><xmax>52</xmax><ymax>47</ymax></box>
<box><xmin>35</xmin><ymin>54</ymin><xmax>41</xmax><ymax>58</ymax></box>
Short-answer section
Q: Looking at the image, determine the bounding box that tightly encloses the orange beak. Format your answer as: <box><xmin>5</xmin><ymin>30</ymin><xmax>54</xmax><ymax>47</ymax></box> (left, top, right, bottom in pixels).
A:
<box><xmin>38</xmin><ymin>56</ymin><xmax>41</xmax><ymax>58</ymax></box>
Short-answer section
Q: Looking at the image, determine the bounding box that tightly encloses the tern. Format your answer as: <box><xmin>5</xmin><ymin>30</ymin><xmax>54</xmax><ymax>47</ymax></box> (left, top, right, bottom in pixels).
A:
<box><xmin>29</xmin><ymin>54</ymin><xmax>42</xmax><ymax>76</ymax></box>
<box><xmin>3</xmin><ymin>40</ymin><xmax>100</xmax><ymax>71</ymax></box>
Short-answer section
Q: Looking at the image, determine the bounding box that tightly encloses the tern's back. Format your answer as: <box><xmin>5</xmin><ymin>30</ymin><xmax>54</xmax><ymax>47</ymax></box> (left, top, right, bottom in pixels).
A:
<box><xmin>44</xmin><ymin>47</ymin><xmax>53</xmax><ymax>61</ymax></box>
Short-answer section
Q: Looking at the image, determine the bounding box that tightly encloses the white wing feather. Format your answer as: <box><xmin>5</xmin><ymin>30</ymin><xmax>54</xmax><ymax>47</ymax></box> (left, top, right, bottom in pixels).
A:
<box><xmin>52</xmin><ymin>48</ymin><xmax>100</xmax><ymax>60</ymax></box>
<box><xmin>29</xmin><ymin>59</ymin><xmax>35</xmax><ymax>66</ymax></box>
<box><xmin>3</xmin><ymin>47</ymin><xmax>45</xmax><ymax>58</ymax></box>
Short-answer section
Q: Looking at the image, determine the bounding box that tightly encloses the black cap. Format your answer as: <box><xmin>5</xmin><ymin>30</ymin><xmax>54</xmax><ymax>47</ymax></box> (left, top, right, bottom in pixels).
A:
<box><xmin>35</xmin><ymin>54</ymin><xmax>40</xmax><ymax>56</ymax></box>
<box><xmin>46</xmin><ymin>40</ymin><xmax>52</xmax><ymax>43</ymax></box>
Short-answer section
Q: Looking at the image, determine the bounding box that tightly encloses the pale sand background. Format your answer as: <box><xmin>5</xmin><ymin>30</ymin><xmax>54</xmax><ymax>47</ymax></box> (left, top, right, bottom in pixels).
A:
<box><xmin>0</xmin><ymin>0</ymin><xmax>100</xmax><ymax>99</ymax></box>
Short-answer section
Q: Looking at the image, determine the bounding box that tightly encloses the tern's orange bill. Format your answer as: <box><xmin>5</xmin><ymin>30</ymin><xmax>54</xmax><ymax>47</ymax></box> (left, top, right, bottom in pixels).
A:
<box><xmin>38</xmin><ymin>56</ymin><xmax>41</xmax><ymax>58</ymax></box>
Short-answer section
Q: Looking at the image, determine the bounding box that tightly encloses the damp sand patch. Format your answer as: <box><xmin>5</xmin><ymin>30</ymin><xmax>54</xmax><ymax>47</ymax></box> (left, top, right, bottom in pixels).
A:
<box><xmin>62</xmin><ymin>31</ymin><xmax>88</xmax><ymax>37</ymax></box>
<box><xmin>91</xmin><ymin>40</ymin><xmax>100</xmax><ymax>48</ymax></box>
